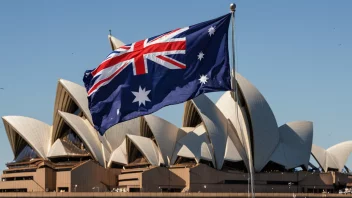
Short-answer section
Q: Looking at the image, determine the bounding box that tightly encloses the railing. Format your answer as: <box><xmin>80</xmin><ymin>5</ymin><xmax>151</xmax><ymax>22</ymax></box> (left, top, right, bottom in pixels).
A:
<box><xmin>0</xmin><ymin>180</ymin><xmax>44</xmax><ymax>192</ymax></box>
<box><xmin>0</xmin><ymin>192</ymin><xmax>348</xmax><ymax>198</ymax></box>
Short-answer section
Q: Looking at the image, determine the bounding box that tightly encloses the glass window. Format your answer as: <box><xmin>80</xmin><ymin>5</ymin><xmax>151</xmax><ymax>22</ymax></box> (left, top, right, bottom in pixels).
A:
<box><xmin>60</xmin><ymin>126</ymin><xmax>87</xmax><ymax>152</ymax></box>
<box><xmin>14</xmin><ymin>145</ymin><xmax>38</xmax><ymax>162</ymax></box>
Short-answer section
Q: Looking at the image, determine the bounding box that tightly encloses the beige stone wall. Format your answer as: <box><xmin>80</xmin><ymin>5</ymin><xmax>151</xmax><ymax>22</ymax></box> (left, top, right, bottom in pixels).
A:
<box><xmin>297</xmin><ymin>171</ymin><xmax>335</xmax><ymax>192</ymax></box>
<box><xmin>56</xmin><ymin>171</ymin><xmax>71</xmax><ymax>191</ymax></box>
<box><xmin>0</xmin><ymin>180</ymin><xmax>43</xmax><ymax>192</ymax></box>
<box><xmin>141</xmin><ymin>167</ymin><xmax>186</xmax><ymax>192</ymax></box>
<box><xmin>44</xmin><ymin>168</ymin><xmax>56</xmax><ymax>191</ymax></box>
<box><xmin>190</xmin><ymin>164</ymin><xmax>247</xmax><ymax>184</ymax></box>
<box><xmin>34</xmin><ymin>168</ymin><xmax>47</xmax><ymax>191</ymax></box>
<box><xmin>70</xmin><ymin>161</ymin><xmax>120</xmax><ymax>192</ymax></box>
<box><xmin>119</xmin><ymin>173</ymin><xmax>141</xmax><ymax>181</ymax></box>
<box><xmin>170</xmin><ymin>168</ymin><xmax>190</xmax><ymax>190</ymax></box>
<box><xmin>118</xmin><ymin>172</ymin><xmax>141</xmax><ymax>188</ymax></box>
<box><xmin>1</xmin><ymin>172</ymin><xmax>35</xmax><ymax>179</ymax></box>
<box><xmin>334</xmin><ymin>171</ymin><xmax>352</xmax><ymax>185</ymax></box>
<box><xmin>256</xmin><ymin>172</ymin><xmax>297</xmax><ymax>182</ymax></box>
<box><xmin>187</xmin><ymin>164</ymin><xmax>343</xmax><ymax>193</ymax></box>
<box><xmin>0</xmin><ymin>161</ymin><xmax>121</xmax><ymax>193</ymax></box>
<box><xmin>0</xmin><ymin>168</ymin><xmax>52</xmax><ymax>192</ymax></box>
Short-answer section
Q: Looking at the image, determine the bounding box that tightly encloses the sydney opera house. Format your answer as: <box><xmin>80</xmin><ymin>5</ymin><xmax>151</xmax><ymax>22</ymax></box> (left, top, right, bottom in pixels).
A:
<box><xmin>1</xmin><ymin>36</ymin><xmax>352</xmax><ymax>194</ymax></box>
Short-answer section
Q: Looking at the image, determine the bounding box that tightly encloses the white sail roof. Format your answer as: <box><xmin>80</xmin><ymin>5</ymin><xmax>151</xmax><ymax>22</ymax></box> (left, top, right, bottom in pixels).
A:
<box><xmin>312</xmin><ymin>141</ymin><xmax>352</xmax><ymax>172</ymax></box>
<box><xmin>216</xmin><ymin>91</ymin><xmax>251</xmax><ymax>169</ymax></box>
<box><xmin>327</xmin><ymin>141</ymin><xmax>352</xmax><ymax>171</ymax></box>
<box><xmin>177</xmin><ymin>145</ymin><xmax>195</xmax><ymax>159</ymax></box>
<box><xmin>58</xmin><ymin>111</ymin><xmax>105</xmax><ymax>167</ymax></box>
<box><xmin>216</xmin><ymin>91</ymin><xmax>251</xmax><ymax>148</ymax></box>
<box><xmin>143</xmin><ymin>115</ymin><xmax>186</xmax><ymax>166</ymax></box>
<box><xmin>108</xmin><ymin>139</ymin><xmax>128</xmax><ymax>167</ymax></box>
<box><xmin>183</xmin><ymin>94</ymin><xmax>228</xmax><ymax>169</ymax></box>
<box><xmin>47</xmin><ymin>139</ymin><xmax>89</xmax><ymax>158</ymax></box>
<box><xmin>270</xmin><ymin>121</ymin><xmax>313</xmax><ymax>169</ymax></box>
<box><xmin>224</xmin><ymin>136</ymin><xmax>242</xmax><ymax>162</ymax></box>
<box><xmin>126</xmin><ymin>134</ymin><xmax>162</xmax><ymax>166</ymax></box>
<box><xmin>104</xmin><ymin>118</ymin><xmax>141</xmax><ymax>150</ymax></box>
<box><xmin>311</xmin><ymin>144</ymin><xmax>327</xmax><ymax>170</ymax></box>
<box><xmin>108</xmin><ymin>35</ymin><xmax>125</xmax><ymax>50</ymax></box>
<box><xmin>200</xmin><ymin>142</ymin><xmax>213</xmax><ymax>162</ymax></box>
<box><xmin>172</xmin><ymin>124</ymin><xmax>215</xmax><ymax>167</ymax></box>
<box><xmin>52</xmin><ymin>79</ymin><xmax>92</xmax><ymax>144</ymax></box>
<box><xmin>2</xmin><ymin>116</ymin><xmax>51</xmax><ymax>159</ymax></box>
<box><xmin>235</xmin><ymin>73</ymin><xmax>279</xmax><ymax>172</ymax></box>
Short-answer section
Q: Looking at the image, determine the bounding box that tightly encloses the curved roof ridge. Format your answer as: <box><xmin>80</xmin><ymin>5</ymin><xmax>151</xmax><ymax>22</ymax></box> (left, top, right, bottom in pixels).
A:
<box><xmin>311</xmin><ymin>143</ymin><xmax>349</xmax><ymax>172</ymax></box>
<box><xmin>177</xmin><ymin>145</ymin><xmax>196</xmax><ymax>159</ymax></box>
<box><xmin>126</xmin><ymin>134</ymin><xmax>161</xmax><ymax>166</ymax></box>
<box><xmin>57</xmin><ymin>79</ymin><xmax>92</xmax><ymax>123</ymax></box>
<box><xmin>185</xmin><ymin>94</ymin><xmax>228</xmax><ymax>170</ymax></box>
<box><xmin>47</xmin><ymin>139</ymin><xmax>89</xmax><ymax>158</ymax></box>
<box><xmin>216</xmin><ymin>91</ymin><xmax>251</xmax><ymax>146</ymax></box>
<box><xmin>235</xmin><ymin>73</ymin><xmax>279</xmax><ymax>172</ymax></box>
<box><xmin>311</xmin><ymin>144</ymin><xmax>327</xmax><ymax>171</ymax></box>
<box><xmin>172</xmin><ymin>124</ymin><xmax>215</xmax><ymax>166</ymax></box>
<box><xmin>52</xmin><ymin>79</ymin><xmax>93</xmax><ymax>144</ymax></box>
<box><xmin>108</xmin><ymin>139</ymin><xmax>127</xmax><ymax>167</ymax></box>
<box><xmin>216</xmin><ymin>91</ymin><xmax>251</xmax><ymax>168</ymax></box>
<box><xmin>327</xmin><ymin>141</ymin><xmax>352</xmax><ymax>172</ymax></box>
<box><xmin>143</xmin><ymin>115</ymin><xmax>187</xmax><ymax>166</ymax></box>
<box><xmin>104</xmin><ymin>118</ymin><xmax>141</xmax><ymax>151</ymax></box>
<box><xmin>108</xmin><ymin>35</ymin><xmax>125</xmax><ymax>50</ymax></box>
<box><xmin>224</xmin><ymin>136</ymin><xmax>242</xmax><ymax>162</ymax></box>
<box><xmin>58</xmin><ymin>111</ymin><xmax>105</xmax><ymax>167</ymax></box>
<box><xmin>2</xmin><ymin>116</ymin><xmax>51</xmax><ymax>159</ymax></box>
<box><xmin>271</xmin><ymin>121</ymin><xmax>313</xmax><ymax>169</ymax></box>
<box><xmin>226</xmin><ymin>120</ymin><xmax>250</xmax><ymax>171</ymax></box>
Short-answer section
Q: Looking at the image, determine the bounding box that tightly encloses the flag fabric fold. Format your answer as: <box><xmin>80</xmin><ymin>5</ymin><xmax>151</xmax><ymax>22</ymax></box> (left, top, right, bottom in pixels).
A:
<box><xmin>83</xmin><ymin>13</ymin><xmax>232</xmax><ymax>134</ymax></box>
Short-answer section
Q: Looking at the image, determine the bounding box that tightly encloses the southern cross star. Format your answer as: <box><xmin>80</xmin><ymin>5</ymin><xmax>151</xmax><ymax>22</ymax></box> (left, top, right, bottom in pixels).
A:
<box><xmin>132</xmin><ymin>86</ymin><xmax>151</xmax><ymax>106</ymax></box>
<box><xmin>208</xmin><ymin>26</ymin><xmax>215</xmax><ymax>36</ymax></box>
<box><xmin>199</xmin><ymin>75</ymin><xmax>209</xmax><ymax>85</ymax></box>
<box><xmin>197</xmin><ymin>51</ymin><xmax>205</xmax><ymax>61</ymax></box>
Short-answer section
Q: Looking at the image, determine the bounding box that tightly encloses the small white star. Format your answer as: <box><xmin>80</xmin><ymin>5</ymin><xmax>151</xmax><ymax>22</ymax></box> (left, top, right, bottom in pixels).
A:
<box><xmin>208</xmin><ymin>26</ymin><xmax>215</xmax><ymax>36</ymax></box>
<box><xmin>116</xmin><ymin>108</ymin><xmax>120</xmax><ymax>115</ymax></box>
<box><xmin>199</xmin><ymin>75</ymin><xmax>209</xmax><ymax>85</ymax></box>
<box><xmin>197</xmin><ymin>52</ymin><xmax>205</xmax><ymax>61</ymax></box>
<box><xmin>132</xmin><ymin>86</ymin><xmax>151</xmax><ymax>107</ymax></box>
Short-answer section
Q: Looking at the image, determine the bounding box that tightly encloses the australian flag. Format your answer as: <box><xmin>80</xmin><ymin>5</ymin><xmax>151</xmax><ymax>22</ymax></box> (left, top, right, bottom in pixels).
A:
<box><xmin>83</xmin><ymin>13</ymin><xmax>232</xmax><ymax>134</ymax></box>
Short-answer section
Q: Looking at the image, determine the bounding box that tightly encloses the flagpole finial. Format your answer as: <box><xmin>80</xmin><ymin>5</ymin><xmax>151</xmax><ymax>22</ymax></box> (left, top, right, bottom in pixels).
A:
<box><xmin>230</xmin><ymin>3</ymin><xmax>236</xmax><ymax>12</ymax></box>
<box><xmin>109</xmin><ymin>29</ymin><xmax>112</xmax><ymax>35</ymax></box>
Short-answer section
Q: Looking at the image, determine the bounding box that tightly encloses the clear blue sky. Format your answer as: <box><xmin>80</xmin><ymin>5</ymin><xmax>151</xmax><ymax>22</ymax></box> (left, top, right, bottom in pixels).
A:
<box><xmin>0</xmin><ymin>0</ymin><xmax>351</xmax><ymax>170</ymax></box>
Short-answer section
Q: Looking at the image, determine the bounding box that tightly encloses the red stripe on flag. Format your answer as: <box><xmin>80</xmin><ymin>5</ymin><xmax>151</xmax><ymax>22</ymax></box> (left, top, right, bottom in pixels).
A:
<box><xmin>91</xmin><ymin>40</ymin><xmax>185</xmax><ymax>76</ymax></box>
<box><xmin>88</xmin><ymin>62</ymin><xmax>129</xmax><ymax>96</ymax></box>
<box><xmin>149</xmin><ymin>28</ymin><xmax>181</xmax><ymax>43</ymax></box>
<box><xmin>156</xmin><ymin>55</ymin><xmax>186</xmax><ymax>69</ymax></box>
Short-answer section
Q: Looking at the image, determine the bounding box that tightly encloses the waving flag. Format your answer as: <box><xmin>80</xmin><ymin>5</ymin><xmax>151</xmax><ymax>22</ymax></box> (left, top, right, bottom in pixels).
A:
<box><xmin>84</xmin><ymin>14</ymin><xmax>232</xmax><ymax>134</ymax></box>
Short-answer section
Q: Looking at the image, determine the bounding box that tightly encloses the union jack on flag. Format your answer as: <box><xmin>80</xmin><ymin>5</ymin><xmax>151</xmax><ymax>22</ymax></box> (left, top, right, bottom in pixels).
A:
<box><xmin>83</xmin><ymin>13</ymin><xmax>232</xmax><ymax>134</ymax></box>
<box><xmin>88</xmin><ymin>27</ymin><xmax>189</xmax><ymax>96</ymax></box>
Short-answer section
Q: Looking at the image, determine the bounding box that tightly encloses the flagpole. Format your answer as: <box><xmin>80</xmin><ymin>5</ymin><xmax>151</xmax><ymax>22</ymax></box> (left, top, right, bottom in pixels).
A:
<box><xmin>230</xmin><ymin>3</ymin><xmax>236</xmax><ymax>98</ymax></box>
<box><xmin>230</xmin><ymin>3</ymin><xmax>255</xmax><ymax>198</ymax></box>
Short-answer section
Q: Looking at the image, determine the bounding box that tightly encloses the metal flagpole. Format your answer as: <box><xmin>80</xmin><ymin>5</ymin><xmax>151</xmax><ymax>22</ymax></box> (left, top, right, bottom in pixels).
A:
<box><xmin>230</xmin><ymin>3</ymin><xmax>236</xmax><ymax>99</ymax></box>
<box><xmin>230</xmin><ymin>3</ymin><xmax>255</xmax><ymax>198</ymax></box>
